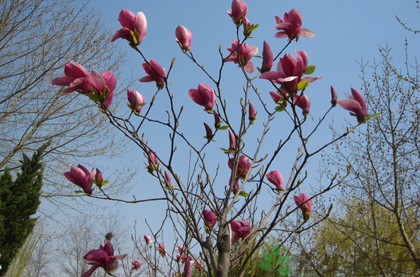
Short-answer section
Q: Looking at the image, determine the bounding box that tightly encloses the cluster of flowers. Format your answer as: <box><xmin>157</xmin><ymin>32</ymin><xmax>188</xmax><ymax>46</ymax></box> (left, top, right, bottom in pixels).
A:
<box><xmin>53</xmin><ymin>1</ymin><xmax>370</xmax><ymax>276</ymax></box>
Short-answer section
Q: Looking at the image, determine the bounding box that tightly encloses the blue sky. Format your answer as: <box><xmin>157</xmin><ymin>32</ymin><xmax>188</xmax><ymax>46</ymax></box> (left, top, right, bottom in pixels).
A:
<box><xmin>45</xmin><ymin>0</ymin><xmax>420</xmax><ymax>269</ymax></box>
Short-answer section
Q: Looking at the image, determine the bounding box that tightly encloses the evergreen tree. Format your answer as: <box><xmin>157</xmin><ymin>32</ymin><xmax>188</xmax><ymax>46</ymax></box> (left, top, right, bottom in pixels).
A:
<box><xmin>0</xmin><ymin>142</ymin><xmax>49</xmax><ymax>274</ymax></box>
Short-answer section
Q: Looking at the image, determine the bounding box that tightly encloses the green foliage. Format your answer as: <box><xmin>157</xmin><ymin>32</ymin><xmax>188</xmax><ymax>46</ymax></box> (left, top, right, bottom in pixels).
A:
<box><xmin>0</xmin><ymin>142</ymin><xmax>48</xmax><ymax>274</ymax></box>
<box><xmin>260</xmin><ymin>245</ymin><xmax>292</xmax><ymax>276</ymax></box>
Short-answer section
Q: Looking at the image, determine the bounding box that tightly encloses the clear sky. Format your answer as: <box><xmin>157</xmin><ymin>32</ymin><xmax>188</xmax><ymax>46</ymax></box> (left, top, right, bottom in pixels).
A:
<box><xmin>42</xmin><ymin>0</ymin><xmax>420</xmax><ymax>273</ymax></box>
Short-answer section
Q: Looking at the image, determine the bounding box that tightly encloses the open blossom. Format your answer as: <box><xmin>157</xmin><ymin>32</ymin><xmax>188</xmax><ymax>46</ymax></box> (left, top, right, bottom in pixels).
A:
<box><xmin>64</xmin><ymin>164</ymin><xmax>95</xmax><ymax>194</ymax></box>
<box><xmin>139</xmin><ymin>60</ymin><xmax>166</xmax><ymax>90</ymax></box>
<box><xmin>144</xmin><ymin>235</ymin><xmax>153</xmax><ymax>245</ymax></box>
<box><xmin>337</xmin><ymin>88</ymin><xmax>368</xmax><ymax>123</ymax></box>
<box><xmin>89</xmin><ymin>70</ymin><xmax>117</xmax><ymax>108</ymax></box>
<box><xmin>131</xmin><ymin>260</ymin><xmax>142</xmax><ymax>270</ymax></box>
<box><xmin>293</xmin><ymin>94</ymin><xmax>310</xmax><ymax>115</ymax></box>
<box><xmin>226</xmin><ymin>40</ymin><xmax>258</xmax><ymax>73</ymax></box>
<box><xmin>110</xmin><ymin>9</ymin><xmax>147</xmax><ymax>46</ymax></box>
<box><xmin>261</xmin><ymin>41</ymin><xmax>273</xmax><ymax>73</ymax></box>
<box><xmin>203</xmin><ymin>209</ymin><xmax>217</xmax><ymax>231</ymax></box>
<box><xmin>82</xmin><ymin>240</ymin><xmax>127</xmax><ymax>277</ymax></box>
<box><xmin>274</xmin><ymin>9</ymin><xmax>315</xmax><ymax>41</ymax></box>
<box><xmin>294</xmin><ymin>193</ymin><xmax>312</xmax><ymax>222</ymax></box>
<box><xmin>266</xmin><ymin>170</ymin><xmax>284</xmax><ymax>190</ymax></box>
<box><xmin>260</xmin><ymin>50</ymin><xmax>321</xmax><ymax>93</ymax></box>
<box><xmin>228</xmin><ymin>155</ymin><xmax>251</xmax><ymax>179</ymax></box>
<box><xmin>188</xmin><ymin>84</ymin><xmax>216</xmax><ymax>112</ymax></box>
<box><xmin>156</xmin><ymin>243</ymin><xmax>167</xmax><ymax>257</ymax></box>
<box><xmin>227</xmin><ymin>0</ymin><xmax>248</xmax><ymax>26</ymax></box>
<box><xmin>51</xmin><ymin>61</ymin><xmax>92</xmax><ymax>94</ymax></box>
<box><xmin>230</xmin><ymin>219</ymin><xmax>251</xmax><ymax>244</ymax></box>
<box><xmin>175</xmin><ymin>25</ymin><xmax>192</xmax><ymax>51</ymax></box>
<box><xmin>127</xmin><ymin>90</ymin><xmax>145</xmax><ymax>115</ymax></box>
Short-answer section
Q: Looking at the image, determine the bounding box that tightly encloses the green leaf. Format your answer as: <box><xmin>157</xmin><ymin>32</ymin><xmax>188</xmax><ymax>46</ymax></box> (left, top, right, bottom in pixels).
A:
<box><xmin>263</xmin><ymin>251</ymin><xmax>273</xmax><ymax>263</ymax></box>
<box><xmin>239</xmin><ymin>191</ymin><xmax>249</xmax><ymax>197</ymax></box>
<box><xmin>277</xmin><ymin>256</ymin><xmax>291</xmax><ymax>266</ymax></box>
<box><xmin>101</xmin><ymin>181</ymin><xmax>108</xmax><ymax>186</ymax></box>
<box><xmin>74</xmin><ymin>190</ymin><xmax>84</xmax><ymax>194</ymax></box>
<box><xmin>275</xmin><ymin>106</ymin><xmax>285</xmax><ymax>112</ymax></box>
<box><xmin>219</xmin><ymin>126</ymin><xmax>229</xmax><ymax>130</ymax></box>
<box><xmin>365</xmin><ymin>112</ymin><xmax>381</xmax><ymax>121</ymax></box>
<box><xmin>297</xmin><ymin>81</ymin><xmax>309</xmax><ymax>91</ymax></box>
<box><xmin>272</xmin><ymin>245</ymin><xmax>281</xmax><ymax>258</ymax></box>
<box><xmin>278</xmin><ymin>266</ymin><xmax>292</xmax><ymax>276</ymax></box>
<box><xmin>220</xmin><ymin>148</ymin><xmax>228</xmax><ymax>152</ymax></box>
<box><xmin>260</xmin><ymin>261</ymin><xmax>272</xmax><ymax>271</ymax></box>
<box><xmin>304</xmin><ymin>65</ymin><xmax>316</xmax><ymax>75</ymax></box>
<box><xmin>88</xmin><ymin>94</ymin><xmax>100</xmax><ymax>102</ymax></box>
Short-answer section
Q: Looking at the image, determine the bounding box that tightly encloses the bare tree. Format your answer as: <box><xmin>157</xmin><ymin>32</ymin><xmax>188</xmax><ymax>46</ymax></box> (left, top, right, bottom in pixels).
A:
<box><xmin>0</xmin><ymin>0</ymin><xmax>132</xmax><ymax>200</ymax></box>
<box><xmin>291</xmin><ymin>46</ymin><xmax>420</xmax><ymax>276</ymax></box>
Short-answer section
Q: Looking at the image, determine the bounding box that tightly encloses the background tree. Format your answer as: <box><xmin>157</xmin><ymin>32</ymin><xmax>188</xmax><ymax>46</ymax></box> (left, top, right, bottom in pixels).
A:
<box><xmin>291</xmin><ymin>45</ymin><xmax>420</xmax><ymax>276</ymax></box>
<box><xmin>0</xmin><ymin>142</ymin><xmax>48</xmax><ymax>274</ymax></box>
<box><xmin>0</xmin><ymin>0</ymin><xmax>132</xmax><ymax>201</ymax></box>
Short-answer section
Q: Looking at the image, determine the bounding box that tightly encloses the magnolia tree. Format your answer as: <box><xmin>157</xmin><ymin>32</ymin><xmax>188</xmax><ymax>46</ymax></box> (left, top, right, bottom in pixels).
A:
<box><xmin>51</xmin><ymin>1</ymin><xmax>376</xmax><ymax>276</ymax></box>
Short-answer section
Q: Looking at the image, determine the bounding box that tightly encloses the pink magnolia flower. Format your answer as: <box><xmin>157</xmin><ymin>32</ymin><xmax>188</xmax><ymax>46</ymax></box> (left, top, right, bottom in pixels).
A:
<box><xmin>230</xmin><ymin>219</ymin><xmax>251</xmax><ymax>244</ymax></box>
<box><xmin>337</xmin><ymin>88</ymin><xmax>368</xmax><ymax>123</ymax></box>
<box><xmin>266</xmin><ymin>170</ymin><xmax>284</xmax><ymax>190</ymax></box>
<box><xmin>89</xmin><ymin>70</ymin><xmax>117</xmax><ymax>108</ymax></box>
<box><xmin>330</xmin><ymin>86</ymin><xmax>338</xmax><ymax>107</ymax></box>
<box><xmin>203</xmin><ymin>209</ymin><xmax>217</xmax><ymax>230</ymax></box>
<box><xmin>110</xmin><ymin>9</ymin><xmax>147</xmax><ymax>46</ymax></box>
<box><xmin>228</xmin><ymin>130</ymin><xmax>237</xmax><ymax>153</ymax></box>
<box><xmin>51</xmin><ymin>61</ymin><xmax>92</xmax><ymax>94</ymax></box>
<box><xmin>294</xmin><ymin>193</ymin><xmax>312</xmax><ymax>222</ymax></box>
<box><xmin>226</xmin><ymin>40</ymin><xmax>258</xmax><ymax>73</ymax></box>
<box><xmin>248</xmin><ymin>102</ymin><xmax>257</xmax><ymax>122</ymax></box>
<box><xmin>228</xmin><ymin>155</ymin><xmax>252</xmax><ymax>179</ymax></box>
<box><xmin>227</xmin><ymin>0</ymin><xmax>248</xmax><ymax>26</ymax></box>
<box><xmin>144</xmin><ymin>235</ymin><xmax>153</xmax><ymax>245</ymax></box>
<box><xmin>231</xmin><ymin>178</ymin><xmax>240</xmax><ymax>194</ymax></box>
<box><xmin>82</xmin><ymin>240</ymin><xmax>127</xmax><ymax>277</ymax></box>
<box><xmin>64</xmin><ymin>164</ymin><xmax>95</xmax><ymax>194</ymax></box>
<box><xmin>175</xmin><ymin>245</ymin><xmax>186</xmax><ymax>253</ymax></box>
<box><xmin>260</xmin><ymin>50</ymin><xmax>321</xmax><ymax>93</ymax></box>
<box><xmin>164</xmin><ymin>171</ymin><xmax>172</xmax><ymax>187</ymax></box>
<box><xmin>203</xmin><ymin>123</ymin><xmax>214</xmax><ymax>141</ymax></box>
<box><xmin>131</xmin><ymin>260</ymin><xmax>142</xmax><ymax>270</ymax></box>
<box><xmin>139</xmin><ymin>60</ymin><xmax>166</xmax><ymax>90</ymax></box>
<box><xmin>193</xmin><ymin>259</ymin><xmax>204</xmax><ymax>272</ymax></box>
<box><xmin>175</xmin><ymin>25</ymin><xmax>192</xmax><ymax>51</ymax></box>
<box><xmin>127</xmin><ymin>90</ymin><xmax>145</xmax><ymax>115</ymax></box>
<box><xmin>275</xmin><ymin>9</ymin><xmax>315</xmax><ymax>41</ymax></box>
<box><xmin>188</xmin><ymin>84</ymin><xmax>216</xmax><ymax>112</ymax></box>
<box><xmin>293</xmin><ymin>94</ymin><xmax>310</xmax><ymax>115</ymax></box>
<box><xmin>147</xmin><ymin>150</ymin><xmax>158</xmax><ymax>173</ymax></box>
<box><xmin>184</xmin><ymin>256</ymin><xmax>194</xmax><ymax>277</ymax></box>
<box><xmin>94</xmin><ymin>168</ymin><xmax>104</xmax><ymax>187</ymax></box>
<box><xmin>261</xmin><ymin>41</ymin><xmax>273</xmax><ymax>73</ymax></box>
<box><xmin>214</xmin><ymin>112</ymin><xmax>221</xmax><ymax>129</ymax></box>
<box><xmin>156</xmin><ymin>243</ymin><xmax>167</xmax><ymax>257</ymax></box>
<box><xmin>270</xmin><ymin>90</ymin><xmax>289</xmax><ymax>105</ymax></box>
